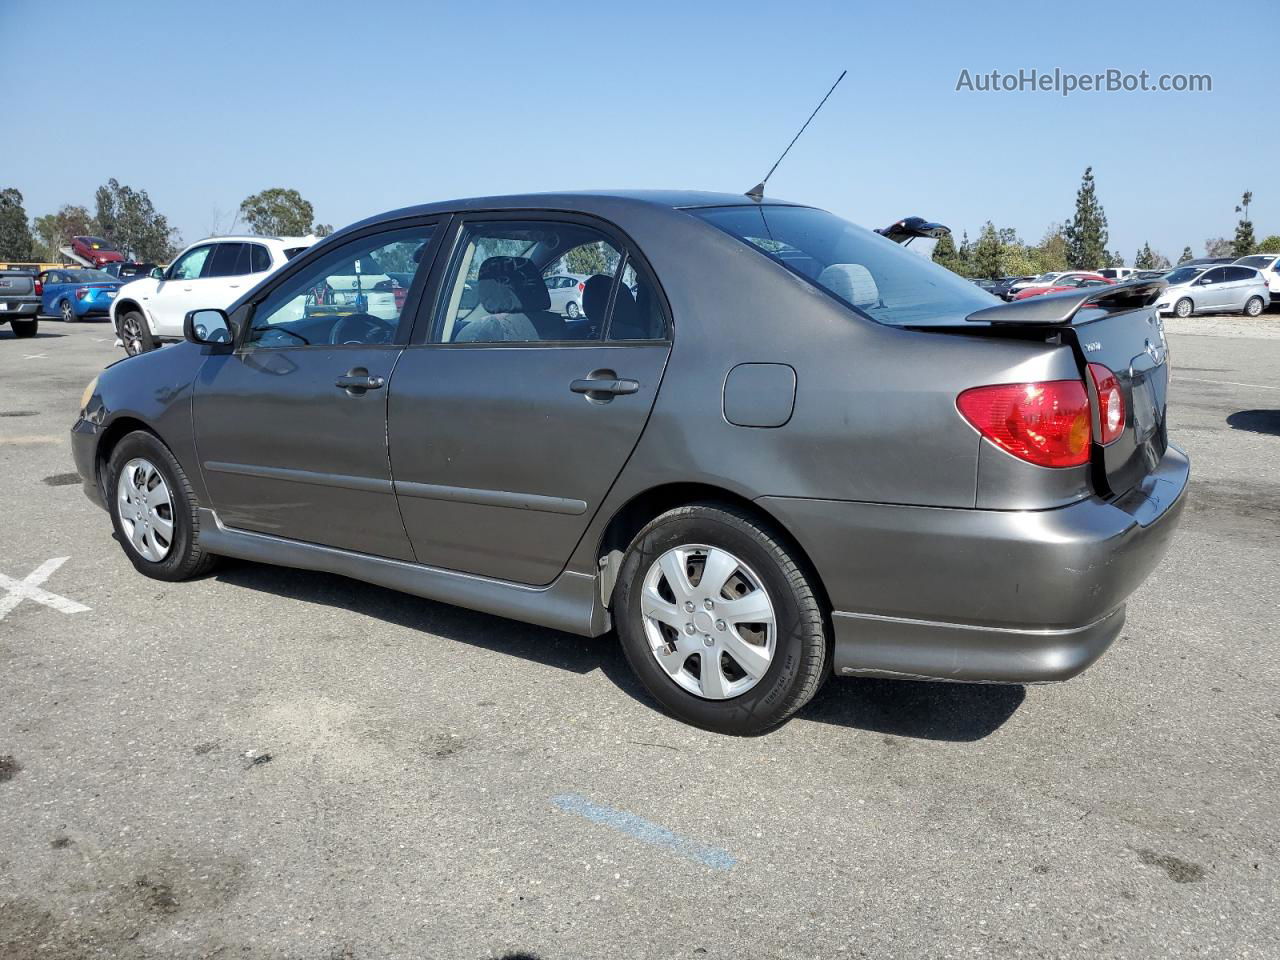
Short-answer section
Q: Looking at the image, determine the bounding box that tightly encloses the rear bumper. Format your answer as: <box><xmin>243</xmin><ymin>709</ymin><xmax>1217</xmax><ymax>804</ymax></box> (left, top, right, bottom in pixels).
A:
<box><xmin>759</xmin><ymin>445</ymin><xmax>1190</xmax><ymax>684</ymax></box>
<box><xmin>1</xmin><ymin>300</ymin><xmax>40</xmax><ymax>318</ymax></box>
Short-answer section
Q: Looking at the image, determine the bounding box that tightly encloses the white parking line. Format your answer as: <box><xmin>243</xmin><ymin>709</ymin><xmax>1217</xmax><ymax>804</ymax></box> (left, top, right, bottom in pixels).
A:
<box><xmin>21</xmin><ymin>354</ymin><xmax>48</xmax><ymax>360</ymax></box>
<box><xmin>0</xmin><ymin>558</ymin><xmax>91</xmax><ymax>621</ymax></box>
<box><xmin>1180</xmin><ymin>376</ymin><xmax>1280</xmax><ymax>391</ymax></box>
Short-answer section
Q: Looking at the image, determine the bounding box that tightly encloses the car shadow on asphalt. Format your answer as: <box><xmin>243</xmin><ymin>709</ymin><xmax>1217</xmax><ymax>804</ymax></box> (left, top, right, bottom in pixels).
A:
<box><xmin>212</xmin><ymin>560</ymin><xmax>1024</xmax><ymax>742</ymax></box>
<box><xmin>0</xmin><ymin>330</ymin><xmax>65</xmax><ymax>339</ymax></box>
<box><xmin>1227</xmin><ymin>409</ymin><xmax>1280</xmax><ymax>437</ymax></box>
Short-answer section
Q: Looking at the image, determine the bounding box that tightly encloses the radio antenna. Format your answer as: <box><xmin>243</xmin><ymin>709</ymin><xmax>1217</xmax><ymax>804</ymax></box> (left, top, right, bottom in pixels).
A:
<box><xmin>745</xmin><ymin>69</ymin><xmax>847</xmax><ymax>202</ymax></box>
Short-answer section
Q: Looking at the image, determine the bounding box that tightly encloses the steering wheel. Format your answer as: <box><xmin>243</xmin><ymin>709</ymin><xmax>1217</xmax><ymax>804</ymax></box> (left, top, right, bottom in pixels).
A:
<box><xmin>329</xmin><ymin>312</ymin><xmax>396</xmax><ymax>345</ymax></box>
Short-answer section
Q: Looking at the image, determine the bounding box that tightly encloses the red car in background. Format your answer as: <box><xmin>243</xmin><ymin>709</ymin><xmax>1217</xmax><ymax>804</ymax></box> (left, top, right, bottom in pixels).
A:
<box><xmin>1012</xmin><ymin>272</ymin><xmax>1113</xmax><ymax>300</ymax></box>
<box><xmin>71</xmin><ymin>236</ymin><xmax>125</xmax><ymax>268</ymax></box>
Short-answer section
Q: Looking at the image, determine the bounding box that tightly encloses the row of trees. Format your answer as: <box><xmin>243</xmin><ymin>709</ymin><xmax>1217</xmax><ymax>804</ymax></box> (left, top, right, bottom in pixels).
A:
<box><xmin>0</xmin><ymin>184</ymin><xmax>330</xmax><ymax>263</ymax></box>
<box><xmin>933</xmin><ymin>170</ymin><xmax>1280</xmax><ymax>279</ymax></box>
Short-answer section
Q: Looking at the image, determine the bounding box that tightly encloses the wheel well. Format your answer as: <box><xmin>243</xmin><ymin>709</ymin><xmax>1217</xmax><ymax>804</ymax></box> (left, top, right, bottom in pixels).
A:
<box><xmin>114</xmin><ymin>299</ymin><xmax>143</xmax><ymax>327</ymax></box>
<box><xmin>94</xmin><ymin>417</ymin><xmax>155</xmax><ymax>498</ymax></box>
<box><xmin>595</xmin><ymin>482</ymin><xmax>832</xmax><ymax>615</ymax></box>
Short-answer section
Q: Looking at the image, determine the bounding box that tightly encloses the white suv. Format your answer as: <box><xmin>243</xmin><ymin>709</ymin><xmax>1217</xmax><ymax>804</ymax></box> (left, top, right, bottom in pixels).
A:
<box><xmin>1233</xmin><ymin>253</ymin><xmax>1280</xmax><ymax>301</ymax></box>
<box><xmin>110</xmin><ymin>235</ymin><xmax>316</xmax><ymax>355</ymax></box>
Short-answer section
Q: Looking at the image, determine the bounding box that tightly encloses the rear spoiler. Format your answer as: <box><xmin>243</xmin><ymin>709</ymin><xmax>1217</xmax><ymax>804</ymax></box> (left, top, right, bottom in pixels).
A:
<box><xmin>966</xmin><ymin>279</ymin><xmax>1167</xmax><ymax>326</ymax></box>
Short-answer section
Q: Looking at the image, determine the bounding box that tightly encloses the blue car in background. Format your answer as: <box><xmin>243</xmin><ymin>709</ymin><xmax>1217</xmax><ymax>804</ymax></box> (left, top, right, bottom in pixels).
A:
<box><xmin>37</xmin><ymin>268</ymin><xmax>123</xmax><ymax>322</ymax></box>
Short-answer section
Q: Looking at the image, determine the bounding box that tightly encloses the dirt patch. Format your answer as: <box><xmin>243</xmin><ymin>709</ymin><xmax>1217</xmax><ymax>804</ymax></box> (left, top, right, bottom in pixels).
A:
<box><xmin>42</xmin><ymin>472</ymin><xmax>81</xmax><ymax>487</ymax></box>
<box><xmin>133</xmin><ymin>876</ymin><xmax>179</xmax><ymax>913</ymax></box>
<box><xmin>1136</xmin><ymin>848</ymin><xmax>1207</xmax><ymax>883</ymax></box>
<box><xmin>0</xmin><ymin>410</ymin><xmax>37</xmax><ymax>417</ymax></box>
<box><xmin>0</xmin><ymin>755</ymin><xmax>22</xmax><ymax>782</ymax></box>
<box><xmin>1183</xmin><ymin>478</ymin><xmax>1280</xmax><ymax>540</ymax></box>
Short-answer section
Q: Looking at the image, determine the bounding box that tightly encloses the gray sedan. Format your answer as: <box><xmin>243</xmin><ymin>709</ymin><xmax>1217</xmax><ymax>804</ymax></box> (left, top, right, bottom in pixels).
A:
<box><xmin>70</xmin><ymin>191</ymin><xmax>1188</xmax><ymax>734</ymax></box>
<box><xmin>1156</xmin><ymin>263</ymin><xmax>1270</xmax><ymax>317</ymax></box>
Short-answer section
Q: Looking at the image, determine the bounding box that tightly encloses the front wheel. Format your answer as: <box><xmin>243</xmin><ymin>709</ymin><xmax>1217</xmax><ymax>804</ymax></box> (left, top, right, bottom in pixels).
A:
<box><xmin>10</xmin><ymin>318</ymin><xmax>38</xmax><ymax>338</ymax></box>
<box><xmin>60</xmin><ymin>300</ymin><xmax>76</xmax><ymax>323</ymax></box>
<box><xmin>107</xmin><ymin>430</ymin><xmax>216</xmax><ymax>581</ymax></box>
<box><xmin>1244</xmin><ymin>296</ymin><xmax>1264</xmax><ymax>317</ymax></box>
<box><xmin>1174</xmin><ymin>298</ymin><xmax>1194</xmax><ymax>318</ymax></box>
<box><xmin>614</xmin><ymin>503</ymin><xmax>828</xmax><ymax>735</ymax></box>
<box><xmin>118</xmin><ymin>309</ymin><xmax>154</xmax><ymax>356</ymax></box>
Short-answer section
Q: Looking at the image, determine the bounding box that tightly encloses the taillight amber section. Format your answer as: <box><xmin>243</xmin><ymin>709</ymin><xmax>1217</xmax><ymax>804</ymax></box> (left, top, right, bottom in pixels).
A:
<box><xmin>957</xmin><ymin>380</ymin><xmax>1092</xmax><ymax>468</ymax></box>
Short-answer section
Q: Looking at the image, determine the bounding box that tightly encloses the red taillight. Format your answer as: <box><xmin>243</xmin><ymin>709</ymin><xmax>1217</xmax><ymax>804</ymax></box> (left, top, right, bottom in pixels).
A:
<box><xmin>34</xmin><ymin>279</ymin><xmax>42</xmax><ymax>295</ymax></box>
<box><xmin>75</xmin><ymin>286</ymin><xmax>89</xmax><ymax>300</ymax></box>
<box><xmin>578</xmin><ymin>281</ymin><xmax>585</xmax><ymax>292</ymax></box>
<box><xmin>1088</xmin><ymin>363</ymin><xmax>1126</xmax><ymax>445</ymax></box>
<box><xmin>957</xmin><ymin>380</ymin><xmax>1092</xmax><ymax>468</ymax></box>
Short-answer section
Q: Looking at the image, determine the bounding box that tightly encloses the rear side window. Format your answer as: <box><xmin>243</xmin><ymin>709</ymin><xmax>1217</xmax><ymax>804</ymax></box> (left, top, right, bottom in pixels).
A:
<box><xmin>249</xmin><ymin>244</ymin><xmax>271</xmax><ymax>273</ymax></box>
<box><xmin>207</xmin><ymin>243</ymin><xmax>247</xmax><ymax>278</ymax></box>
<box><xmin>694</xmin><ymin>205</ymin><xmax>994</xmax><ymax>326</ymax></box>
<box><xmin>435</xmin><ymin>220</ymin><xmax>624</xmax><ymax>344</ymax></box>
<box><xmin>1226</xmin><ymin>266</ymin><xmax>1258</xmax><ymax>282</ymax></box>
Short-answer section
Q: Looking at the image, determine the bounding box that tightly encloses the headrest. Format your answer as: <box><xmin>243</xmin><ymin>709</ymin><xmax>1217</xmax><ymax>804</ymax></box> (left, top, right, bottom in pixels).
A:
<box><xmin>476</xmin><ymin>256</ymin><xmax>551</xmax><ymax>314</ymax></box>
<box><xmin>818</xmin><ymin>263</ymin><xmax>879</xmax><ymax>307</ymax></box>
<box><xmin>582</xmin><ymin>274</ymin><xmax>614</xmax><ymax>321</ymax></box>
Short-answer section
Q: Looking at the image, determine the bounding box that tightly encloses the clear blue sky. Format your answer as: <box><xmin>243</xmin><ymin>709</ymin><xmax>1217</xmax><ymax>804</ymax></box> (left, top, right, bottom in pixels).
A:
<box><xmin>1</xmin><ymin>0</ymin><xmax>1269</xmax><ymax>262</ymax></box>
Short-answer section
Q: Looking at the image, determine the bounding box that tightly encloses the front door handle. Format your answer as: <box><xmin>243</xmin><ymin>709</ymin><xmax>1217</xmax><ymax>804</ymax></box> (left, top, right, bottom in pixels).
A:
<box><xmin>335</xmin><ymin>367</ymin><xmax>385</xmax><ymax>395</ymax></box>
<box><xmin>570</xmin><ymin>374</ymin><xmax>639</xmax><ymax>400</ymax></box>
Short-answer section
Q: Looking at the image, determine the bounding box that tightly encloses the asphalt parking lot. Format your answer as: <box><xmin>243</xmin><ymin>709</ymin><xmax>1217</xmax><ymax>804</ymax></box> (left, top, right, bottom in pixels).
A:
<box><xmin>1</xmin><ymin>318</ymin><xmax>1277</xmax><ymax>959</ymax></box>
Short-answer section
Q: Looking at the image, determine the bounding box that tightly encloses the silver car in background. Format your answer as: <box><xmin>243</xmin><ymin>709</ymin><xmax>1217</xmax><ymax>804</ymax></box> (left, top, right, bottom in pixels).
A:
<box><xmin>1155</xmin><ymin>263</ymin><xmax>1270</xmax><ymax>317</ymax></box>
<box><xmin>543</xmin><ymin>273</ymin><xmax>589</xmax><ymax>318</ymax></box>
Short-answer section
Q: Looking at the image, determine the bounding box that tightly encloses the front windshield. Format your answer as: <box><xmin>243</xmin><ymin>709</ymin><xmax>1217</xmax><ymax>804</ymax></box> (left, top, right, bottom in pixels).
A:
<box><xmin>1164</xmin><ymin>267</ymin><xmax>1203</xmax><ymax>285</ymax></box>
<box><xmin>692</xmin><ymin>205</ymin><xmax>995</xmax><ymax>326</ymax></box>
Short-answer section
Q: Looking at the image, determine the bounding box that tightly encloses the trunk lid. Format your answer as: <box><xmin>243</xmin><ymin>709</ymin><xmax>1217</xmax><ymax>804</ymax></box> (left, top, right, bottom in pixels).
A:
<box><xmin>962</xmin><ymin>280</ymin><xmax>1170</xmax><ymax>498</ymax></box>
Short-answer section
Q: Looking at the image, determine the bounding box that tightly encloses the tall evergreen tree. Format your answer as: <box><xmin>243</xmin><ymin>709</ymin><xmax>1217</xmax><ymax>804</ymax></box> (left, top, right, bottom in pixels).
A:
<box><xmin>1134</xmin><ymin>243</ymin><xmax>1157</xmax><ymax>270</ymax></box>
<box><xmin>931</xmin><ymin>231</ymin><xmax>959</xmax><ymax>272</ymax></box>
<box><xmin>1178</xmin><ymin>246</ymin><xmax>1194</xmax><ymax>264</ymax></box>
<box><xmin>0</xmin><ymin>187</ymin><xmax>35</xmax><ymax>260</ymax></box>
<box><xmin>1064</xmin><ymin>166</ymin><xmax>1109</xmax><ymax>269</ymax></box>
<box><xmin>1233</xmin><ymin>190</ymin><xmax>1256</xmax><ymax>257</ymax></box>
<box><xmin>973</xmin><ymin>221</ymin><xmax>1002</xmax><ymax>278</ymax></box>
<box><xmin>94</xmin><ymin>178</ymin><xmax>181</xmax><ymax>262</ymax></box>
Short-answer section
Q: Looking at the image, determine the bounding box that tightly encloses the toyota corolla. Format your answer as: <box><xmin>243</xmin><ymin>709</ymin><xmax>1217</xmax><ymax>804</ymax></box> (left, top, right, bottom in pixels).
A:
<box><xmin>70</xmin><ymin>191</ymin><xmax>1188</xmax><ymax>734</ymax></box>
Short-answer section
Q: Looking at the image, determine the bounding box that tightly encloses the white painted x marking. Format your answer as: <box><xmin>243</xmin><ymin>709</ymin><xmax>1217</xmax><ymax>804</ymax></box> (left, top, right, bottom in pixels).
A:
<box><xmin>0</xmin><ymin>558</ymin><xmax>91</xmax><ymax>621</ymax></box>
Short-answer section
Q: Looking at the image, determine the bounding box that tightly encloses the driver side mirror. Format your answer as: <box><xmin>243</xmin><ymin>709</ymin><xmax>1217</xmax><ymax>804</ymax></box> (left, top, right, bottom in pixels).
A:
<box><xmin>185</xmin><ymin>308</ymin><xmax>233</xmax><ymax>346</ymax></box>
<box><xmin>150</xmin><ymin>267</ymin><xmax>165</xmax><ymax>280</ymax></box>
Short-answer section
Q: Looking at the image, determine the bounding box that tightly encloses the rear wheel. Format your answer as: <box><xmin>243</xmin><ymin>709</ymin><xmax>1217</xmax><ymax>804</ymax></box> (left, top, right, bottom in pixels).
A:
<box><xmin>614</xmin><ymin>503</ymin><xmax>828</xmax><ymax>735</ymax></box>
<box><xmin>1174</xmin><ymin>298</ymin><xmax>1194</xmax><ymax>318</ymax></box>
<box><xmin>566</xmin><ymin>301</ymin><xmax>580</xmax><ymax>319</ymax></box>
<box><xmin>1244</xmin><ymin>296</ymin><xmax>1264</xmax><ymax>317</ymax></box>
<box><xmin>118</xmin><ymin>309</ymin><xmax>153</xmax><ymax>356</ymax></box>
<box><xmin>10</xmin><ymin>318</ymin><xmax>38</xmax><ymax>338</ymax></box>
<box><xmin>107</xmin><ymin>430</ymin><xmax>216</xmax><ymax>581</ymax></box>
<box><xmin>60</xmin><ymin>300</ymin><xmax>76</xmax><ymax>323</ymax></box>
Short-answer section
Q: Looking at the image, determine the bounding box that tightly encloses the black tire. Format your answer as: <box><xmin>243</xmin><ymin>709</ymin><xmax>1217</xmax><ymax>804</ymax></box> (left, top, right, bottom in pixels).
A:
<box><xmin>118</xmin><ymin>309</ymin><xmax>154</xmax><ymax>355</ymax></box>
<box><xmin>566</xmin><ymin>301</ymin><xmax>580</xmax><ymax>319</ymax></box>
<box><xmin>1244</xmin><ymin>296</ymin><xmax>1264</xmax><ymax>317</ymax></box>
<box><xmin>1174</xmin><ymin>298</ymin><xmax>1194</xmax><ymax>318</ymax></box>
<box><xmin>614</xmin><ymin>502</ymin><xmax>828</xmax><ymax>735</ymax></box>
<box><xmin>60</xmin><ymin>299</ymin><xmax>76</xmax><ymax>323</ymax></box>
<box><xmin>10</xmin><ymin>318</ymin><xmax>38</xmax><ymax>338</ymax></box>
<box><xmin>106</xmin><ymin>430</ymin><xmax>216</xmax><ymax>581</ymax></box>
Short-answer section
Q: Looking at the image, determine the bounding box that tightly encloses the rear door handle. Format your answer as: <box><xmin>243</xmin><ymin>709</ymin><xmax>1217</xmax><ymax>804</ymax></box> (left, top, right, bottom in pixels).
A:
<box><xmin>570</xmin><ymin>377</ymin><xmax>639</xmax><ymax>396</ymax></box>
<box><xmin>335</xmin><ymin>368</ymin><xmax>385</xmax><ymax>395</ymax></box>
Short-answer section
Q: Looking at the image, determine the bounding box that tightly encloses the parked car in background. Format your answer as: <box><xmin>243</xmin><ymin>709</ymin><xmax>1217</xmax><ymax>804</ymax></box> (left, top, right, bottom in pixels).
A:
<box><xmin>71</xmin><ymin>236</ymin><xmax>125</xmax><ymax>268</ymax></box>
<box><xmin>109</xmin><ymin>235</ymin><xmax>317</xmax><ymax>355</ymax></box>
<box><xmin>991</xmin><ymin>275</ymin><xmax>1036</xmax><ymax>300</ymax></box>
<box><xmin>1097</xmin><ymin>267</ymin><xmax>1136</xmax><ymax>281</ymax></box>
<box><xmin>1012</xmin><ymin>273</ymin><xmax>1113</xmax><ymax>300</ymax></box>
<box><xmin>1133</xmin><ymin>270</ymin><xmax>1168</xmax><ymax>281</ymax></box>
<box><xmin>72</xmin><ymin>191</ymin><xmax>1187</xmax><ymax>734</ymax></box>
<box><xmin>1233</xmin><ymin>252</ymin><xmax>1280</xmax><ymax>301</ymax></box>
<box><xmin>544</xmin><ymin>273</ymin><xmax>589</xmax><ymax>318</ymax></box>
<box><xmin>1005</xmin><ymin>272</ymin><xmax>1069</xmax><ymax>297</ymax></box>
<box><xmin>0</xmin><ymin>269</ymin><xmax>41</xmax><ymax>337</ymax></box>
<box><xmin>37</xmin><ymin>268</ymin><xmax>123</xmax><ymax>322</ymax></box>
<box><xmin>1155</xmin><ymin>264</ymin><xmax>1270</xmax><ymax>317</ymax></box>
<box><xmin>99</xmin><ymin>261</ymin><xmax>159</xmax><ymax>282</ymax></box>
<box><xmin>1180</xmin><ymin>256</ymin><xmax>1235</xmax><ymax>268</ymax></box>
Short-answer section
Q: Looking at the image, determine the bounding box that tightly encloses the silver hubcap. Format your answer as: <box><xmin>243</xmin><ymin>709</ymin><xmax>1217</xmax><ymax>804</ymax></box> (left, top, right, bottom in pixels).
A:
<box><xmin>641</xmin><ymin>544</ymin><xmax>776</xmax><ymax>700</ymax></box>
<box><xmin>1247</xmin><ymin>299</ymin><xmax>1261</xmax><ymax>316</ymax></box>
<box><xmin>62</xmin><ymin>302</ymin><xmax>72</xmax><ymax>321</ymax></box>
<box><xmin>116</xmin><ymin>458</ymin><xmax>174</xmax><ymax>562</ymax></box>
<box><xmin>1176</xmin><ymin>300</ymin><xmax>1191</xmax><ymax>317</ymax></box>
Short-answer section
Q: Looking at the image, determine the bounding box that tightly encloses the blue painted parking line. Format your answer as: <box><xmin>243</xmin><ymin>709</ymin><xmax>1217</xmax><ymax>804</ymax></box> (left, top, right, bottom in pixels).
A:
<box><xmin>551</xmin><ymin>793</ymin><xmax>737</xmax><ymax>871</ymax></box>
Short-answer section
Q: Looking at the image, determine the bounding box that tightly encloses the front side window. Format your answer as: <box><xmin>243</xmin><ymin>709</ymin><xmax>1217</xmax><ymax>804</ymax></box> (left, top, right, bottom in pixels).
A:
<box><xmin>245</xmin><ymin>225</ymin><xmax>434</xmax><ymax>348</ymax></box>
<box><xmin>1201</xmin><ymin>268</ymin><xmax>1228</xmax><ymax>285</ymax></box>
<box><xmin>694</xmin><ymin>205</ymin><xmax>995</xmax><ymax>326</ymax></box>
<box><xmin>169</xmin><ymin>245</ymin><xmax>213</xmax><ymax>281</ymax></box>
<box><xmin>436</xmin><ymin>220</ymin><xmax>624</xmax><ymax>343</ymax></box>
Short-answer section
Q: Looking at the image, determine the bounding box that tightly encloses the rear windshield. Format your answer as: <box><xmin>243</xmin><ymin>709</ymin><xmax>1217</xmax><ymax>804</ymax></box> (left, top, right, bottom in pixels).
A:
<box><xmin>692</xmin><ymin>205</ymin><xmax>995</xmax><ymax>326</ymax></box>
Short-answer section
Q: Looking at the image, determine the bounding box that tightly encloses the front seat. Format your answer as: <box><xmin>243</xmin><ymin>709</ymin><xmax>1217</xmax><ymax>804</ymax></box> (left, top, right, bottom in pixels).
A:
<box><xmin>455</xmin><ymin>256</ymin><xmax>564</xmax><ymax>342</ymax></box>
